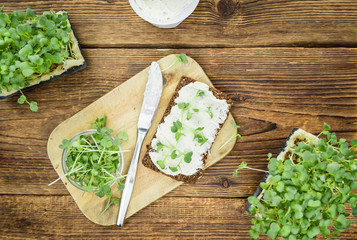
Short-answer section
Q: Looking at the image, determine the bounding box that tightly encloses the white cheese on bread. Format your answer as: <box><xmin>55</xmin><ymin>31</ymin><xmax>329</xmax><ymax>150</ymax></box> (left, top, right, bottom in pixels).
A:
<box><xmin>149</xmin><ymin>81</ymin><xmax>229</xmax><ymax>176</ymax></box>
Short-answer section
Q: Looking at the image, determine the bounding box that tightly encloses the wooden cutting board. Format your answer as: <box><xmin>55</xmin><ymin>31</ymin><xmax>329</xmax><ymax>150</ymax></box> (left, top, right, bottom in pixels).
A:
<box><xmin>47</xmin><ymin>54</ymin><xmax>237</xmax><ymax>225</ymax></box>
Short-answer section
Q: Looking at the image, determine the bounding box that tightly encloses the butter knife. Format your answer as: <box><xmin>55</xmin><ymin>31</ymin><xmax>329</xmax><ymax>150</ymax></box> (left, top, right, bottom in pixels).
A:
<box><xmin>117</xmin><ymin>62</ymin><xmax>163</xmax><ymax>227</ymax></box>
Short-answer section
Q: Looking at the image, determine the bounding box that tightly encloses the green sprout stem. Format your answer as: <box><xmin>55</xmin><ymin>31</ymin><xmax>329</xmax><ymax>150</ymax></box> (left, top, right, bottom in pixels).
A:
<box><xmin>161</xmin><ymin>53</ymin><xmax>188</xmax><ymax>72</ymax></box>
<box><xmin>48</xmin><ymin>166</ymin><xmax>83</xmax><ymax>186</ymax></box>
<box><xmin>218</xmin><ymin>122</ymin><xmax>242</xmax><ymax>151</ymax></box>
<box><xmin>161</xmin><ymin>58</ymin><xmax>179</xmax><ymax>72</ymax></box>
<box><xmin>245</xmin><ymin>166</ymin><xmax>268</xmax><ymax>173</ymax></box>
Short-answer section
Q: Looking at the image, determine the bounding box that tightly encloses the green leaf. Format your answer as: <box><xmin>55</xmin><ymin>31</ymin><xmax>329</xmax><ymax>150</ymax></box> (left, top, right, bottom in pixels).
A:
<box><xmin>280</xmin><ymin>225</ymin><xmax>291</xmax><ymax>237</ymax></box>
<box><xmin>176</xmin><ymin>53</ymin><xmax>188</xmax><ymax>63</ymax></box>
<box><xmin>25</xmin><ymin>8</ymin><xmax>36</xmax><ymax>19</ymax></box>
<box><xmin>117</xmin><ymin>131</ymin><xmax>128</xmax><ymax>141</ymax></box>
<box><xmin>17</xmin><ymin>94</ymin><xmax>26</xmax><ymax>104</ymax></box>
<box><xmin>169</xmin><ymin>166</ymin><xmax>178</xmax><ymax>172</ymax></box>
<box><xmin>16</xmin><ymin>23</ymin><xmax>31</xmax><ymax>36</ymax></box>
<box><xmin>22</xmin><ymin>68</ymin><xmax>34</xmax><ymax>77</ymax></box>
<box><xmin>332</xmin><ymin>229</ymin><xmax>341</xmax><ymax>236</ymax></box>
<box><xmin>59</xmin><ymin>139</ymin><xmax>70</xmax><ymax>149</ymax></box>
<box><xmin>170</xmin><ymin>150</ymin><xmax>177</xmax><ymax>159</ymax></box>
<box><xmin>308</xmin><ymin>200</ymin><xmax>321</xmax><ymax>208</ymax></box>
<box><xmin>307</xmin><ymin>226</ymin><xmax>320</xmax><ymax>239</ymax></box>
<box><xmin>156</xmin><ymin>160</ymin><xmax>165</xmax><ymax>169</ymax></box>
<box><xmin>295</xmin><ymin>210</ymin><xmax>303</xmax><ymax>219</ymax></box>
<box><xmin>288</xmin><ymin>235</ymin><xmax>296</xmax><ymax>240</ymax></box>
<box><xmin>323</xmin><ymin>122</ymin><xmax>331</xmax><ymax>130</ymax></box>
<box><xmin>260</xmin><ymin>182</ymin><xmax>268</xmax><ymax>190</ymax></box>
<box><xmin>291</xmin><ymin>223</ymin><xmax>300</xmax><ymax>235</ymax></box>
<box><xmin>178</xmin><ymin>102</ymin><xmax>189</xmax><ymax>110</ymax></box>
<box><xmin>233</xmin><ymin>169</ymin><xmax>238</xmax><ymax>177</ymax></box>
<box><xmin>29</xmin><ymin>101</ymin><xmax>38</xmax><ymax>112</ymax></box>
<box><xmin>18</xmin><ymin>44</ymin><xmax>33</xmax><ymax>60</ymax></box>
<box><xmin>171</xmin><ymin>125</ymin><xmax>177</xmax><ymax>133</ymax></box>
<box><xmin>196</xmin><ymin>89</ymin><xmax>205</xmax><ymax>97</ymax></box>
<box><xmin>28</xmin><ymin>55</ymin><xmax>44</xmax><ymax>65</ymax></box>
<box><xmin>272</xmin><ymin>196</ymin><xmax>282</xmax><ymax>206</ymax></box>
<box><xmin>184</xmin><ymin>152</ymin><xmax>193</xmax><ymax>163</ymax></box>
<box><xmin>50</xmin><ymin>37</ymin><xmax>60</xmax><ymax>49</ymax></box>
<box><xmin>327</xmin><ymin>162</ymin><xmax>340</xmax><ymax>173</ymax></box>
<box><xmin>248</xmin><ymin>196</ymin><xmax>259</xmax><ymax>205</ymax></box>
<box><xmin>156</xmin><ymin>142</ymin><xmax>164</xmax><ymax>151</ymax></box>
<box><xmin>249</xmin><ymin>230</ymin><xmax>259</xmax><ymax>239</ymax></box>
<box><xmin>117</xmin><ymin>183</ymin><xmax>125</xmax><ymax>191</ymax></box>
<box><xmin>175</xmin><ymin>132</ymin><xmax>184</xmax><ymax>142</ymax></box>
<box><xmin>351</xmin><ymin>139</ymin><xmax>357</xmax><ymax>147</ymax></box>
<box><xmin>276</xmin><ymin>181</ymin><xmax>284</xmax><ymax>192</ymax></box>
<box><xmin>267</xmin><ymin>223</ymin><xmax>280</xmax><ymax>239</ymax></box>
<box><xmin>327</xmin><ymin>205</ymin><xmax>337</xmax><ymax>218</ymax></box>
<box><xmin>100</xmin><ymin>135</ymin><xmax>112</xmax><ymax>148</ymax></box>
<box><xmin>112</xmin><ymin>198</ymin><xmax>120</xmax><ymax>204</ymax></box>
<box><xmin>187</xmin><ymin>111</ymin><xmax>192</xmax><ymax>120</ymax></box>
<box><xmin>238</xmin><ymin>161</ymin><xmax>247</xmax><ymax>169</ymax></box>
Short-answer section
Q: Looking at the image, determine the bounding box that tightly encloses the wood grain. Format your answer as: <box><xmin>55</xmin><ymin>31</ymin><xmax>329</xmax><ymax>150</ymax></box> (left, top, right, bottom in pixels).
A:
<box><xmin>0</xmin><ymin>195</ymin><xmax>356</xmax><ymax>239</ymax></box>
<box><xmin>1</xmin><ymin>0</ymin><xmax>357</xmax><ymax>47</ymax></box>
<box><xmin>0</xmin><ymin>48</ymin><xmax>356</xmax><ymax>198</ymax></box>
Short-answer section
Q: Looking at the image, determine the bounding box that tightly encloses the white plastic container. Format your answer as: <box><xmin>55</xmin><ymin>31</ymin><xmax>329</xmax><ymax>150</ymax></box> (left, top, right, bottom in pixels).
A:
<box><xmin>129</xmin><ymin>0</ymin><xmax>199</xmax><ymax>28</ymax></box>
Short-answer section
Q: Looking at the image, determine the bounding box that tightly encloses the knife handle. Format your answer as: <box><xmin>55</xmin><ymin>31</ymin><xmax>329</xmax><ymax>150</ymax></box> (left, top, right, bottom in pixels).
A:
<box><xmin>117</xmin><ymin>129</ymin><xmax>147</xmax><ymax>226</ymax></box>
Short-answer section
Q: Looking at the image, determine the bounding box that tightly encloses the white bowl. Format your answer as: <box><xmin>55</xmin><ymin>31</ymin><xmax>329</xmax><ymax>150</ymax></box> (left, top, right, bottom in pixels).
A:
<box><xmin>129</xmin><ymin>0</ymin><xmax>199</xmax><ymax>28</ymax></box>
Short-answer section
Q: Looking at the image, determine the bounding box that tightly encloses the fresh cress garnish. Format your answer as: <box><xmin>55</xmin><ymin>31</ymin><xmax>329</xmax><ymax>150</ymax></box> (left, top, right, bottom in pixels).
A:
<box><xmin>155</xmin><ymin>140</ymin><xmax>193</xmax><ymax>172</ymax></box>
<box><xmin>0</xmin><ymin>7</ymin><xmax>75</xmax><ymax>111</ymax></box>
<box><xmin>155</xmin><ymin>89</ymin><xmax>213</xmax><ymax>172</ymax></box>
<box><xmin>218</xmin><ymin>122</ymin><xmax>242</xmax><ymax>151</ymax></box>
<box><xmin>161</xmin><ymin>53</ymin><xmax>188</xmax><ymax>72</ymax></box>
<box><xmin>234</xmin><ymin>123</ymin><xmax>357</xmax><ymax>239</ymax></box>
<box><xmin>50</xmin><ymin>115</ymin><xmax>129</xmax><ymax>216</ymax></box>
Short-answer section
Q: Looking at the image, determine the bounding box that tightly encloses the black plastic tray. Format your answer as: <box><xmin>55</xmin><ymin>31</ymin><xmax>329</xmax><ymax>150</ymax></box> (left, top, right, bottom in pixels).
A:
<box><xmin>0</xmin><ymin>10</ymin><xmax>86</xmax><ymax>99</ymax></box>
<box><xmin>245</xmin><ymin>128</ymin><xmax>299</xmax><ymax>213</ymax></box>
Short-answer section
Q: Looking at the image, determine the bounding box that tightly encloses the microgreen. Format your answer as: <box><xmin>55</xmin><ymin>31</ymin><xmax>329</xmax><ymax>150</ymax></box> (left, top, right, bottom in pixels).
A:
<box><xmin>218</xmin><ymin>122</ymin><xmax>242</xmax><ymax>151</ymax></box>
<box><xmin>234</xmin><ymin>124</ymin><xmax>357</xmax><ymax>239</ymax></box>
<box><xmin>0</xmin><ymin>8</ymin><xmax>75</xmax><ymax>111</ymax></box>
<box><xmin>205</xmin><ymin>106</ymin><xmax>213</xmax><ymax>119</ymax></box>
<box><xmin>17</xmin><ymin>90</ymin><xmax>38</xmax><ymax>111</ymax></box>
<box><xmin>171</xmin><ymin>120</ymin><xmax>185</xmax><ymax>141</ymax></box>
<box><xmin>50</xmin><ymin>115</ymin><xmax>129</xmax><ymax>216</ymax></box>
<box><xmin>154</xmin><ymin>140</ymin><xmax>194</xmax><ymax>173</ymax></box>
<box><xmin>161</xmin><ymin>53</ymin><xmax>188</xmax><ymax>72</ymax></box>
<box><xmin>177</xmin><ymin>89</ymin><xmax>206</xmax><ymax>121</ymax></box>
<box><xmin>118</xmin><ymin>131</ymin><xmax>128</xmax><ymax>141</ymax></box>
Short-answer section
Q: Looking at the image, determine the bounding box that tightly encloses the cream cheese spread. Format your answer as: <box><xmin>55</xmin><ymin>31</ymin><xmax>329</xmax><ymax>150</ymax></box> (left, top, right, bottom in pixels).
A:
<box><xmin>134</xmin><ymin>0</ymin><xmax>192</xmax><ymax>21</ymax></box>
<box><xmin>149</xmin><ymin>81</ymin><xmax>229</xmax><ymax>176</ymax></box>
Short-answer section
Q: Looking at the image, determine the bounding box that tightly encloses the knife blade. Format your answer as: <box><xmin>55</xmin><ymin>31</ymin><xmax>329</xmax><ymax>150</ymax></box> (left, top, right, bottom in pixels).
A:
<box><xmin>116</xmin><ymin>61</ymin><xmax>163</xmax><ymax>227</ymax></box>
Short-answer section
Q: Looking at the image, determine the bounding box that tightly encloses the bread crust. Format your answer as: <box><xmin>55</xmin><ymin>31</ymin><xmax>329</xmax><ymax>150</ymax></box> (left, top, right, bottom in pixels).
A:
<box><xmin>142</xmin><ymin>76</ymin><xmax>233</xmax><ymax>183</ymax></box>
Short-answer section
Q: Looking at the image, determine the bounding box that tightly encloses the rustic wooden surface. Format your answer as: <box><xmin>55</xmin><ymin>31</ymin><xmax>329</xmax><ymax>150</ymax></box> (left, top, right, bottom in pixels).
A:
<box><xmin>1</xmin><ymin>0</ymin><xmax>357</xmax><ymax>239</ymax></box>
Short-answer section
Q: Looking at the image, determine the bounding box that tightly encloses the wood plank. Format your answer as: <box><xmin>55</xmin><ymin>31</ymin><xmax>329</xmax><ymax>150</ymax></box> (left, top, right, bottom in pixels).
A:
<box><xmin>1</xmin><ymin>1</ymin><xmax>357</xmax><ymax>47</ymax></box>
<box><xmin>0</xmin><ymin>195</ymin><xmax>356</xmax><ymax>239</ymax></box>
<box><xmin>0</xmin><ymin>48</ymin><xmax>356</xmax><ymax>197</ymax></box>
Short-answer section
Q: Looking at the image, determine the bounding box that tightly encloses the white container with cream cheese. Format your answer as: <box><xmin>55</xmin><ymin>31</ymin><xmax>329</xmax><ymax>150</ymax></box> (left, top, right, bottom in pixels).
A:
<box><xmin>129</xmin><ymin>0</ymin><xmax>199</xmax><ymax>28</ymax></box>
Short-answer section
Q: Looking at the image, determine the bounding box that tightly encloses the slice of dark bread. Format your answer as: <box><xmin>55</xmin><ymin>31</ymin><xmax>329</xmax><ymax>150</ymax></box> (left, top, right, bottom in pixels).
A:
<box><xmin>142</xmin><ymin>76</ymin><xmax>233</xmax><ymax>183</ymax></box>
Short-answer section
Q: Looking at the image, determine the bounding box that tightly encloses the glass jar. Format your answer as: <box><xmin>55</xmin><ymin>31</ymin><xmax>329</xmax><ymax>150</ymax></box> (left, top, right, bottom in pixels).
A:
<box><xmin>61</xmin><ymin>129</ymin><xmax>125</xmax><ymax>191</ymax></box>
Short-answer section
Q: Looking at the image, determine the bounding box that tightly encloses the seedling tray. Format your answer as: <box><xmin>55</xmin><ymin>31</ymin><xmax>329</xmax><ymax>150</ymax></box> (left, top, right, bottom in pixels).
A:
<box><xmin>0</xmin><ymin>10</ymin><xmax>86</xmax><ymax>99</ymax></box>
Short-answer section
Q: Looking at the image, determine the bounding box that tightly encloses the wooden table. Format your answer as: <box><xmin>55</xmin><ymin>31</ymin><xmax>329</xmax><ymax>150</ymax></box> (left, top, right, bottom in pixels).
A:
<box><xmin>0</xmin><ymin>1</ymin><xmax>356</xmax><ymax>239</ymax></box>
